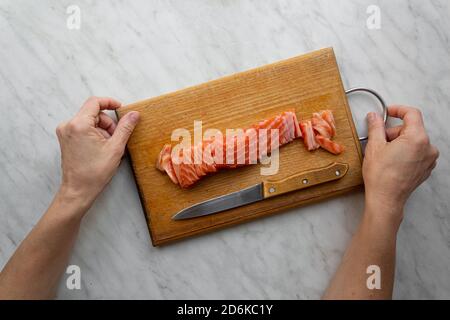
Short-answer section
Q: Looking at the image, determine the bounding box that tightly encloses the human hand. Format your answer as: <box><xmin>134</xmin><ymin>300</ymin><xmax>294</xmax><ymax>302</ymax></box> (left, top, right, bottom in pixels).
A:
<box><xmin>56</xmin><ymin>97</ymin><xmax>140</xmax><ymax>209</ymax></box>
<box><xmin>363</xmin><ymin>105</ymin><xmax>439</xmax><ymax>225</ymax></box>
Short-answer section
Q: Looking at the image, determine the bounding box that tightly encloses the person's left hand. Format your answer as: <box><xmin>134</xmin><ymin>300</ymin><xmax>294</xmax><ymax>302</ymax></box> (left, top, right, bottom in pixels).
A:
<box><xmin>56</xmin><ymin>97</ymin><xmax>140</xmax><ymax>209</ymax></box>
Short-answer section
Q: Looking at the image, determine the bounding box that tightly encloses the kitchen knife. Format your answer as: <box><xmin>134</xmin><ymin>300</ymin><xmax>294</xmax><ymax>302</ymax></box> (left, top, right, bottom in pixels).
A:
<box><xmin>172</xmin><ymin>162</ymin><xmax>349</xmax><ymax>220</ymax></box>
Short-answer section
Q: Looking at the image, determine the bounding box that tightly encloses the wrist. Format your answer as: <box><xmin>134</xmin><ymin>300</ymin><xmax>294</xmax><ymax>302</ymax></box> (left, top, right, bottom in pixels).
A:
<box><xmin>60</xmin><ymin>180</ymin><xmax>100</xmax><ymax>202</ymax></box>
<box><xmin>364</xmin><ymin>194</ymin><xmax>404</xmax><ymax>232</ymax></box>
<box><xmin>55</xmin><ymin>184</ymin><xmax>96</xmax><ymax>219</ymax></box>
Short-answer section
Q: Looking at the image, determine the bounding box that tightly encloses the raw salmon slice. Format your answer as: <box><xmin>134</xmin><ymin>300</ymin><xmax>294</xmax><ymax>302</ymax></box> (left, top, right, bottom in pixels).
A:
<box><xmin>319</xmin><ymin>110</ymin><xmax>336</xmax><ymax>136</ymax></box>
<box><xmin>156</xmin><ymin>111</ymin><xmax>301</xmax><ymax>188</ymax></box>
<box><xmin>299</xmin><ymin>120</ymin><xmax>320</xmax><ymax>151</ymax></box>
<box><xmin>311</xmin><ymin>112</ymin><xmax>333</xmax><ymax>139</ymax></box>
<box><xmin>315</xmin><ymin>135</ymin><xmax>345</xmax><ymax>155</ymax></box>
<box><xmin>156</xmin><ymin>144</ymin><xmax>178</xmax><ymax>184</ymax></box>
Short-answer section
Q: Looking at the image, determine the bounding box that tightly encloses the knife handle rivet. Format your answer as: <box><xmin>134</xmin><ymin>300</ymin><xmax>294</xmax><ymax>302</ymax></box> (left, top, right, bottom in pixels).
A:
<box><xmin>335</xmin><ymin>170</ymin><xmax>341</xmax><ymax>176</ymax></box>
<box><xmin>269</xmin><ymin>187</ymin><xmax>276</xmax><ymax>193</ymax></box>
<box><xmin>302</xmin><ymin>179</ymin><xmax>308</xmax><ymax>184</ymax></box>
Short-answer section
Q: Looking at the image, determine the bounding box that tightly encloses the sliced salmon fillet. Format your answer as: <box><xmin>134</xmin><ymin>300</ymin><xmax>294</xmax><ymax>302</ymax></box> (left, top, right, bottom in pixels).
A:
<box><xmin>156</xmin><ymin>111</ymin><xmax>301</xmax><ymax>188</ymax></box>
<box><xmin>301</xmin><ymin>110</ymin><xmax>344</xmax><ymax>153</ymax></box>
<box><xmin>156</xmin><ymin>110</ymin><xmax>343</xmax><ymax>188</ymax></box>
<box><xmin>213</xmin><ymin>111</ymin><xmax>300</xmax><ymax>169</ymax></box>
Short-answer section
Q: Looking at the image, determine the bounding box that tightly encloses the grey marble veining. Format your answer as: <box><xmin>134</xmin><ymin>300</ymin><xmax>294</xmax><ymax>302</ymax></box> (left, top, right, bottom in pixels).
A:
<box><xmin>0</xmin><ymin>0</ymin><xmax>449</xmax><ymax>299</ymax></box>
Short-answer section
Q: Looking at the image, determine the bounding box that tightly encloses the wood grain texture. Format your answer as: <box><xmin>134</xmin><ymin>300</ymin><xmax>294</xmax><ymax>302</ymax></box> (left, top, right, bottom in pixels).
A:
<box><xmin>117</xmin><ymin>47</ymin><xmax>363</xmax><ymax>246</ymax></box>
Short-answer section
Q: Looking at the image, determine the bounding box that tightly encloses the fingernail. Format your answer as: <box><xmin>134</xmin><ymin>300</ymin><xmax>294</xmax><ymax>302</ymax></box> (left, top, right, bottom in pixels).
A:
<box><xmin>367</xmin><ymin>112</ymin><xmax>377</xmax><ymax>122</ymax></box>
<box><xmin>129</xmin><ymin>111</ymin><xmax>140</xmax><ymax>124</ymax></box>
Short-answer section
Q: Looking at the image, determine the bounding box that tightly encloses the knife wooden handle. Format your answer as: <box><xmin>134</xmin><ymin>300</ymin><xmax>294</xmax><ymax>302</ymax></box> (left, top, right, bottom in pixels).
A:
<box><xmin>262</xmin><ymin>162</ymin><xmax>349</xmax><ymax>198</ymax></box>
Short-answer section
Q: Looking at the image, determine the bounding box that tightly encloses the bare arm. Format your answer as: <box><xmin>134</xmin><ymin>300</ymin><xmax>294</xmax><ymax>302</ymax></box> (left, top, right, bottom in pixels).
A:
<box><xmin>323</xmin><ymin>106</ymin><xmax>439</xmax><ymax>299</ymax></box>
<box><xmin>0</xmin><ymin>97</ymin><xmax>139</xmax><ymax>299</ymax></box>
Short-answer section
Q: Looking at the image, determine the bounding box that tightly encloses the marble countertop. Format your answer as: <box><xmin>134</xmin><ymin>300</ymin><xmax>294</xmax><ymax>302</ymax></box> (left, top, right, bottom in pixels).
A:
<box><xmin>0</xmin><ymin>0</ymin><xmax>449</xmax><ymax>299</ymax></box>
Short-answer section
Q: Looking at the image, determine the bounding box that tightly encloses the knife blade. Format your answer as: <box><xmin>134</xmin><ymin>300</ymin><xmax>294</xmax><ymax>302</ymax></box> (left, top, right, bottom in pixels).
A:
<box><xmin>172</xmin><ymin>162</ymin><xmax>349</xmax><ymax>220</ymax></box>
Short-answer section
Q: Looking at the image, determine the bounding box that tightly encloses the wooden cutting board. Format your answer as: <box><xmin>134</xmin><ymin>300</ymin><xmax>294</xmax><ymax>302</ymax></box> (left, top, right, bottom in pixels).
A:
<box><xmin>117</xmin><ymin>47</ymin><xmax>363</xmax><ymax>246</ymax></box>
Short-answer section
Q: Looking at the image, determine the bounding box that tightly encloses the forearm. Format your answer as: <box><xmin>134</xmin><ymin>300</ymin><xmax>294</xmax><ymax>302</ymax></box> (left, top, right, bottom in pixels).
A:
<box><xmin>323</xmin><ymin>106</ymin><xmax>437</xmax><ymax>299</ymax></box>
<box><xmin>323</xmin><ymin>201</ymin><xmax>402</xmax><ymax>299</ymax></box>
<box><xmin>0</xmin><ymin>97</ymin><xmax>137</xmax><ymax>299</ymax></box>
<box><xmin>0</xmin><ymin>187</ymin><xmax>91</xmax><ymax>299</ymax></box>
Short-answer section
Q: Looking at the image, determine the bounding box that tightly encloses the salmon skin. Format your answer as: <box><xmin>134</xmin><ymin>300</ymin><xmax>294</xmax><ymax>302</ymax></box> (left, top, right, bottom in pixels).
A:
<box><xmin>156</xmin><ymin>110</ymin><xmax>343</xmax><ymax>188</ymax></box>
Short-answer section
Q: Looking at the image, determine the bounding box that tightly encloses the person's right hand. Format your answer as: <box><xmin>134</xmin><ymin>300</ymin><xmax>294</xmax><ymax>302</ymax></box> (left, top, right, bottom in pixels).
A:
<box><xmin>362</xmin><ymin>105</ymin><xmax>439</xmax><ymax>226</ymax></box>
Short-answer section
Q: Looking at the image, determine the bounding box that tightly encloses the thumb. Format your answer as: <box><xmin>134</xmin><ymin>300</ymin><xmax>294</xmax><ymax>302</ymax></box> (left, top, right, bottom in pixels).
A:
<box><xmin>111</xmin><ymin>111</ymin><xmax>140</xmax><ymax>149</ymax></box>
<box><xmin>366</xmin><ymin>112</ymin><xmax>386</xmax><ymax>145</ymax></box>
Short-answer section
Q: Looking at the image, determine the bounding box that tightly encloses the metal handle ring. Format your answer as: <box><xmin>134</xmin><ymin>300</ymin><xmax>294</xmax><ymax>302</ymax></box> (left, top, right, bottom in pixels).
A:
<box><xmin>345</xmin><ymin>87</ymin><xmax>387</xmax><ymax>141</ymax></box>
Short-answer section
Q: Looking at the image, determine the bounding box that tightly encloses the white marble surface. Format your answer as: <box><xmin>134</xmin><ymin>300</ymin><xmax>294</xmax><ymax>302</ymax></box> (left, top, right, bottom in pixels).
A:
<box><xmin>0</xmin><ymin>0</ymin><xmax>449</xmax><ymax>299</ymax></box>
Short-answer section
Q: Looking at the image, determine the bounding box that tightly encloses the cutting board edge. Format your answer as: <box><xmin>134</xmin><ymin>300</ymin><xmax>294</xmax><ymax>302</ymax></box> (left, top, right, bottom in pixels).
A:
<box><xmin>114</xmin><ymin>109</ymin><xmax>157</xmax><ymax>245</ymax></box>
<box><xmin>152</xmin><ymin>184</ymin><xmax>363</xmax><ymax>246</ymax></box>
<box><xmin>122</xmin><ymin>146</ymin><xmax>157</xmax><ymax>246</ymax></box>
